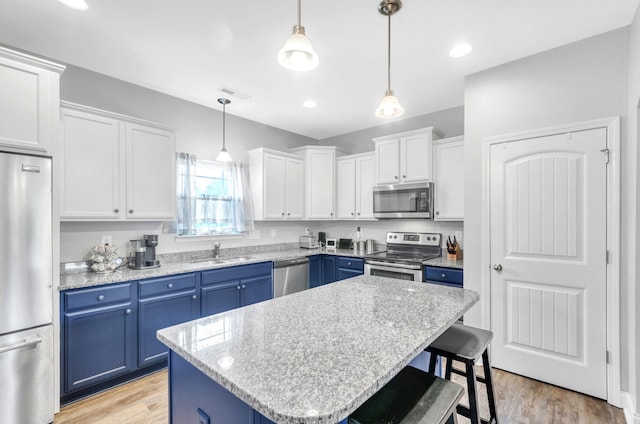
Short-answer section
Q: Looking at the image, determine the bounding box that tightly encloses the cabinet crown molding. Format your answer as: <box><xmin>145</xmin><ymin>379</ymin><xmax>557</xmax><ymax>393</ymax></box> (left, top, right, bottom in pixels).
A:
<box><xmin>60</xmin><ymin>101</ymin><xmax>176</xmax><ymax>132</ymax></box>
<box><xmin>371</xmin><ymin>126</ymin><xmax>444</xmax><ymax>142</ymax></box>
<box><xmin>0</xmin><ymin>45</ymin><xmax>66</xmax><ymax>73</ymax></box>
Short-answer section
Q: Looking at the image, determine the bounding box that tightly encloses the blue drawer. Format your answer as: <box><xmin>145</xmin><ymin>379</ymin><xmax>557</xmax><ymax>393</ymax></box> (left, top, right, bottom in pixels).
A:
<box><xmin>336</xmin><ymin>257</ymin><xmax>364</xmax><ymax>271</ymax></box>
<box><xmin>201</xmin><ymin>262</ymin><xmax>272</xmax><ymax>286</ymax></box>
<box><xmin>138</xmin><ymin>273</ymin><xmax>197</xmax><ymax>299</ymax></box>
<box><xmin>64</xmin><ymin>283</ymin><xmax>132</xmax><ymax>311</ymax></box>
<box><xmin>424</xmin><ymin>266</ymin><xmax>463</xmax><ymax>285</ymax></box>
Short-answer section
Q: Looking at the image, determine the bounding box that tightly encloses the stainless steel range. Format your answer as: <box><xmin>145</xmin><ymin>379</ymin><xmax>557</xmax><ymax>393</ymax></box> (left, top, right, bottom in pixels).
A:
<box><xmin>364</xmin><ymin>232</ymin><xmax>442</xmax><ymax>281</ymax></box>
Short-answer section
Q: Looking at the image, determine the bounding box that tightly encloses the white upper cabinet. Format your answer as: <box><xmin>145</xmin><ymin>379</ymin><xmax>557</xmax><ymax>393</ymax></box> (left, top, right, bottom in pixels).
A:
<box><xmin>337</xmin><ymin>152</ymin><xmax>375</xmax><ymax>220</ymax></box>
<box><xmin>125</xmin><ymin>123</ymin><xmax>176</xmax><ymax>220</ymax></box>
<box><xmin>60</xmin><ymin>102</ymin><xmax>176</xmax><ymax>221</ymax></box>
<box><xmin>290</xmin><ymin>146</ymin><xmax>346</xmax><ymax>220</ymax></box>
<box><xmin>0</xmin><ymin>46</ymin><xmax>65</xmax><ymax>153</ymax></box>
<box><xmin>433</xmin><ymin>136</ymin><xmax>464</xmax><ymax>221</ymax></box>
<box><xmin>373</xmin><ymin>127</ymin><xmax>441</xmax><ymax>185</ymax></box>
<box><xmin>249</xmin><ymin>148</ymin><xmax>304</xmax><ymax>220</ymax></box>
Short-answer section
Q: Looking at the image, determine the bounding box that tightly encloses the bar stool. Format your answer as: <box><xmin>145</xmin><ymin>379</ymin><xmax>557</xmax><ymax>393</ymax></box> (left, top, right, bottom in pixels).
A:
<box><xmin>349</xmin><ymin>366</ymin><xmax>464</xmax><ymax>424</ymax></box>
<box><xmin>425</xmin><ymin>323</ymin><xmax>498</xmax><ymax>424</ymax></box>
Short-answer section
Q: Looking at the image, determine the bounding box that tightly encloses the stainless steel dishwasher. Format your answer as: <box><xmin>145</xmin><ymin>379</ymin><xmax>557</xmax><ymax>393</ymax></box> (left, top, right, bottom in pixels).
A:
<box><xmin>273</xmin><ymin>257</ymin><xmax>309</xmax><ymax>298</ymax></box>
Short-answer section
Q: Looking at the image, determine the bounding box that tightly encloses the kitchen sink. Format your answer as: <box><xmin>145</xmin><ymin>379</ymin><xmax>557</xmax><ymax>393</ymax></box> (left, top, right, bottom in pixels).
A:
<box><xmin>188</xmin><ymin>256</ymin><xmax>255</xmax><ymax>265</ymax></box>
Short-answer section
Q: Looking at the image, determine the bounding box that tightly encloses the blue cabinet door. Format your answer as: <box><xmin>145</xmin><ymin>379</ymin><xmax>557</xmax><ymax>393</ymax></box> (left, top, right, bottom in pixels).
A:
<box><xmin>138</xmin><ymin>290</ymin><xmax>199</xmax><ymax>367</ymax></box>
<box><xmin>308</xmin><ymin>255</ymin><xmax>322</xmax><ymax>288</ymax></box>
<box><xmin>241</xmin><ymin>274</ymin><xmax>272</xmax><ymax>307</ymax></box>
<box><xmin>322</xmin><ymin>256</ymin><xmax>337</xmax><ymax>284</ymax></box>
<box><xmin>62</xmin><ymin>301</ymin><xmax>136</xmax><ymax>394</ymax></box>
<box><xmin>201</xmin><ymin>280</ymin><xmax>241</xmax><ymax>317</ymax></box>
<box><xmin>336</xmin><ymin>257</ymin><xmax>364</xmax><ymax>281</ymax></box>
<box><xmin>336</xmin><ymin>268</ymin><xmax>363</xmax><ymax>281</ymax></box>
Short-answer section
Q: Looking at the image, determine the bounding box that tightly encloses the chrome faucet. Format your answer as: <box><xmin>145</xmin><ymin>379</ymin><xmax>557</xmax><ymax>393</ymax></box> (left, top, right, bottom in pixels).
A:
<box><xmin>213</xmin><ymin>242</ymin><xmax>220</xmax><ymax>258</ymax></box>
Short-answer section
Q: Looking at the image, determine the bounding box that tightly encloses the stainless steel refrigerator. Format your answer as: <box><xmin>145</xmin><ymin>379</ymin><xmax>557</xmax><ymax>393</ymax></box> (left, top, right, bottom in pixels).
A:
<box><xmin>0</xmin><ymin>152</ymin><xmax>54</xmax><ymax>424</ymax></box>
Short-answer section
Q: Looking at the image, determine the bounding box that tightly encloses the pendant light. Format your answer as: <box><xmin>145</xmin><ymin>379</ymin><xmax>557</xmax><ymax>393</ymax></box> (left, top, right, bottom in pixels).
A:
<box><xmin>375</xmin><ymin>0</ymin><xmax>404</xmax><ymax>118</ymax></box>
<box><xmin>277</xmin><ymin>0</ymin><xmax>319</xmax><ymax>71</ymax></box>
<box><xmin>216</xmin><ymin>98</ymin><xmax>233</xmax><ymax>163</ymax></box>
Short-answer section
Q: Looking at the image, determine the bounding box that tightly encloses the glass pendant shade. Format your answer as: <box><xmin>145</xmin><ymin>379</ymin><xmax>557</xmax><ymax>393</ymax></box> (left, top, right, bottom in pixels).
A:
<box><xmin>216</xmin><ymin>147</ymin><xmax>232</xmax><ymax>163</ymax></box>
<box><xmin>376</xmin><ymin>89</ymin><xmax>404</xmax><ymax>118</ymax></box>
<box><xmin>278</xmin><ymin>26</ymin><xmax>319</xmax><ymax>71</ymax></box>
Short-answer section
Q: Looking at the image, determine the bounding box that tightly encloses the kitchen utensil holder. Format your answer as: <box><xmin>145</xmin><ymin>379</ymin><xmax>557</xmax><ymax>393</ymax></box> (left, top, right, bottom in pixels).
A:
<box><xmin>447</xmin><ymin>245</ymin><xmax>462</xmax><ymax>260</ymax></box>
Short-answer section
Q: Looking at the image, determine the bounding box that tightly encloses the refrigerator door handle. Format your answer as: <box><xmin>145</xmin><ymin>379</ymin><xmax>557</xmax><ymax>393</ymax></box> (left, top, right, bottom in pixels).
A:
<box><xmin>0</xmin><ymin>336</ymin><xmax>42</xmax><ymax>354</ymax></box>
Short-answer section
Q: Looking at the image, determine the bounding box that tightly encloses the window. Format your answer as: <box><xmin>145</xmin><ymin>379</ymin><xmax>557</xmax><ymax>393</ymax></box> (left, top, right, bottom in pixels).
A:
<box><xmin>176</xmin><ymin>153</ymin><xmax>253</xmax><ymax>236</ymax></box>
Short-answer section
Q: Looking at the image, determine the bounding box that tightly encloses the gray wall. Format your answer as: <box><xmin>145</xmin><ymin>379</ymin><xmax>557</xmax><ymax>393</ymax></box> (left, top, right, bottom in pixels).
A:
<box><xmin>463</xmin><ymin>27</ymin><xmax>631</xmax><ymax>392</ymax></box>
<box><xmin>59</xmin><ymin>66</ymin><xmax>318</xmax><ymax>261</ymax></box>
<box><xmin>318</xmin><ymin>106</ymin><xmax>464</xmax><ymax>153</ymax></box>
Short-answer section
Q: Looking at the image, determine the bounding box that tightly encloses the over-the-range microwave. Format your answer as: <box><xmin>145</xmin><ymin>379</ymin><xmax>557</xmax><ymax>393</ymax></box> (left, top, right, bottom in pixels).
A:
<box><xmin>372</xmin><ymin>182</ymin><xmax>434</xmax><ymax>219</ymax></box>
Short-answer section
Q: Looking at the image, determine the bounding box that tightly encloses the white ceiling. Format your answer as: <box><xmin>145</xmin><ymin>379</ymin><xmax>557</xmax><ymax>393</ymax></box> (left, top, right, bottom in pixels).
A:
<box><xmin>0</xmin><ymin>0</ymin><xmax>637</xmax><ymax>139</ymax></box>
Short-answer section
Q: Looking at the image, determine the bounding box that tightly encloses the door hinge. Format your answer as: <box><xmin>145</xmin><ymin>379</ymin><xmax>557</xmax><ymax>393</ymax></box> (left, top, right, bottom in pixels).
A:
<box><xmin>600</xmin><ymin>148</ymin><xmax>610</xmax><ymax>164</ymax></box>
<box><xmin>606</xmin><ymin>250</ymin><xmax>610</xmax><ymax>264</ymax></box>
<box><xmin>606</xmin><ymin>350</ymin><xmax>611</xmax><ymax>364</ymax></box>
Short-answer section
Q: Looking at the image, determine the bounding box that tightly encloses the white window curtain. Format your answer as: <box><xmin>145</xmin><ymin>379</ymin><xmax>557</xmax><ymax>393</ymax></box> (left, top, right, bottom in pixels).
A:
<box><xmin>175</xmin><ymin>152</ymin><xmax>254</xmax><ymax>236</ymax></box>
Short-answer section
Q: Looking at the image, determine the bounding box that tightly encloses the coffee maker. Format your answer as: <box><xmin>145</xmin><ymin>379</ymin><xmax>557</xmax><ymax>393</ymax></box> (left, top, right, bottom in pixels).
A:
<box><xmin>128</xmin><ymin>234</ymin><xmax>160</xmax><ymax>269</ymax></box>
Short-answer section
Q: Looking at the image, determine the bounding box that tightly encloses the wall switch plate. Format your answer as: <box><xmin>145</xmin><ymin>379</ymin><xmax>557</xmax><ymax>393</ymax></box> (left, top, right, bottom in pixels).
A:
<box><xmin>101</xmin><ymin>235</ymin><xmax>112</xmax><ymax>246</ymax></box>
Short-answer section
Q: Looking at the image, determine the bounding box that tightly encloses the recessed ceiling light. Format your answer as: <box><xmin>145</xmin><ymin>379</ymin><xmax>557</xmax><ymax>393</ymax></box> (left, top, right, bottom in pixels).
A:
<box><xmin>57</xmin><ymin>0</ymin><xmax>88</xmax><ymax>11</ymax></box>
<box><xmin>449</xmin><ymin>43</ymin><xmax>473</xmax><ymax>58</ymax></box>
<box><xmin>303</xmin><ymin>99</ymin><xmax>317</xmax><ymax>109</ymax></box>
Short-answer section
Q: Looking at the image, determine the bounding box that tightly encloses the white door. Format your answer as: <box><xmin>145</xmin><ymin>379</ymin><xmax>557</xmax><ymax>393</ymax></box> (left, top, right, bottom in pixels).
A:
<box><xmin>263</xmin><ymin>153</ymin><xmax>286</xmax><ymax>219</ymax></box>
<box><xmin>126</xmin><ymin>123</ymin><xmax>176</xmax><ymax>220</ymax></box>
<box><xmin>285</xmin><ymin>157</ymin><xmax>304</xmax><ymax>219</ymax></box>
<box><xmin>337</xmin><ymin>158</ymin><xmax>356</xmax><ymax>219</ymax></box>
<box><xmin>401</xmin><ymin>132</ymin><xmax>432</xmax><ymax>182</ymax></box>
<box><xmin>490</xmin><ymin>128</ymin><xmax>607</xmax><ymax>399</ymax></box>
<box><xmin>356</xmin><ymin>155</ymin><xmax>375</xmax><ymax>219</ymax></box>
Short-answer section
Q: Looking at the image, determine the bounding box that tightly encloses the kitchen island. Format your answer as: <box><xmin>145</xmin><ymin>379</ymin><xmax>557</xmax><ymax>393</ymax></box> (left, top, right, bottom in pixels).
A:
<box><xmin>157</xmin><ymin>274</ymin><xmax>479</xmax><ymax>424</ymax></box>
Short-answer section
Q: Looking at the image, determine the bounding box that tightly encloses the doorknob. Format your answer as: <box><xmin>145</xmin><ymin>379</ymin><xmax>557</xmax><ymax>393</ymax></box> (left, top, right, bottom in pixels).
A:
<box><xmin>493</xmin><ymin>264</ymin><xmax>503</xmax><ymax>271</ymax></box>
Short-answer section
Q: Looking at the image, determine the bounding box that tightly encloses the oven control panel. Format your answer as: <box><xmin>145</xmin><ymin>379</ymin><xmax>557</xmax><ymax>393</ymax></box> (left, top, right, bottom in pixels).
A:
<box><xmin>385</xmin><ymin>232</ymin><xmax>441</xmax><ymax>246</ymax></box>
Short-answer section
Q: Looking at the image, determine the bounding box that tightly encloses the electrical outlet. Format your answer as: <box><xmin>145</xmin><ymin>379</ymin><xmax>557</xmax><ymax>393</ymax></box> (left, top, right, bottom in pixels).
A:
<box><xmin>101</xmin><ymin>235</ymin><xmax>113</xmax><ymax>246</ymax></box>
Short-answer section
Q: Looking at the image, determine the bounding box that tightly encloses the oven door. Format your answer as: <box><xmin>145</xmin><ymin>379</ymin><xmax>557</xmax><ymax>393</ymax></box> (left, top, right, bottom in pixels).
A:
<box><xmin>364</xmin><ymin>261</ymin><xmax>423</xmax><ymax>281</ymax></box>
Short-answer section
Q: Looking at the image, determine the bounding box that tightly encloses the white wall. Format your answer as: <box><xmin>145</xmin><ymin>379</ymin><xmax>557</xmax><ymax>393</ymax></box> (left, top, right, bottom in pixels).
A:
<box><xmin>628</xmin><ymin>4</ymin><xmax>640</xmax><ymax>418</ymax></box>
<box><xmin>463</xmin><ymin>26</ymin><xmax>631</xmax><ymax>392</ymax></box>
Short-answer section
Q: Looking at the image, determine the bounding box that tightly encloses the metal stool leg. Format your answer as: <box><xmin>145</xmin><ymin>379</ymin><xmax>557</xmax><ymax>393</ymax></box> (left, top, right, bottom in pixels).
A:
<box><xmin>482</xmin><ymin>350</ymin><xmax>499</xmax><ymax>424</ymax></box>
<box><xmin>445</xmin><ymin>357</ymin><xmax>453</xmax><ymax>380</ymax></box>
<box><xmin>429</xmin><ymin>352</ymin><xmax>438</xmax><ymax>374</ymax></box>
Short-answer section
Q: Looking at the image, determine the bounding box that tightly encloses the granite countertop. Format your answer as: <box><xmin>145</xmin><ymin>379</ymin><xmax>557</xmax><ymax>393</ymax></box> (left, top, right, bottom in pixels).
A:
<box><xmin>60</xmin><ymin>247</ymin><xmax>464</xmax><ymax>291</ymax></box>
<box><xmin>157</xmin><ymin>275</ymin><xmax>479</xmax><ymax>424</ymax></box>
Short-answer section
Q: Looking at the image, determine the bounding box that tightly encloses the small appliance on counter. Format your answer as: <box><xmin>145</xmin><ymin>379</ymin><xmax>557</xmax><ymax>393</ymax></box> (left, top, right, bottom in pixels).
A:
<box><xmin>128</xmin><ymin>234</ymin><xmax>161</xmax><ymax>269</ymax></box>
<box><xmin>299</xmin><ymin>235</ymin><xmax>319</xmax><ymax>249</ymax></box>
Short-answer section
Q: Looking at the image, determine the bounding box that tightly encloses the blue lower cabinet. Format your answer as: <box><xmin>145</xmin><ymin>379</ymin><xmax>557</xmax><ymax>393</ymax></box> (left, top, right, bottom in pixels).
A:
<box><xmin>423</xmin><ymin>266</ymin><xmax>463</xmax><ymax>288</ymax></box>
<box><xmin>201</xmin><ymin>262</ymin><xmax>273</xmax><ymax>317</ymax></box>
<box><xmin>309</xmin><ymin>255</ymin><xmax>322</xmax><ymax>288</ymax></box>
<box><xmin>137</xmin><ymin>273</ymin><xmax>199</xmax><ymax>367</ymax></box>
<box><xmin>61</xmin><ymin>283</ymin><xmax>136</xmax><ymax>395</ymax></box>
<box><xmin>336</xmin><ymin>257</ymin><xmax>364</xmax><ymax>282</ymax></box>
<box><xmin>322</xmin><ymin>256</ymin><xmax>337</xmax><ymax>284</ymax></box>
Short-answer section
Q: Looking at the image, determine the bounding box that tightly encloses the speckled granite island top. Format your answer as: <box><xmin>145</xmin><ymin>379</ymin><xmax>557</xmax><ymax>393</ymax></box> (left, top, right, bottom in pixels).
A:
<box><xmin>157</xmin><ymin>275</ymin><xmax>479</xmax><ymax>424</ymax></box>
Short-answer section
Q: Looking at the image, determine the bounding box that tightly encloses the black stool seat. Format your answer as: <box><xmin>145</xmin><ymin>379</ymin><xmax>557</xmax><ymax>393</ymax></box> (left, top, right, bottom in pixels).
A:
<box><xmin>426</xmin><ymin>323</ymin><xmax>499</xmax><ymax>424</ymax></box>
<box><xmin>349</xmin><ymin>367</ymin><xmax>464</xmax><ymax>424</ymax></box>
<box><xmin>429</xmin><ymin>323</ymin><xmax>493</xmax><ymax>360</ymax></box>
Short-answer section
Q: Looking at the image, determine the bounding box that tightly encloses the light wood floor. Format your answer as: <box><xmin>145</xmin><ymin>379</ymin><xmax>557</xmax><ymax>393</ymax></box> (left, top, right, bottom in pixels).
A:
<box><xmin>54</xmin><ymin>367</ymin><xmax>625</xmax><ymax>424</ymax></box>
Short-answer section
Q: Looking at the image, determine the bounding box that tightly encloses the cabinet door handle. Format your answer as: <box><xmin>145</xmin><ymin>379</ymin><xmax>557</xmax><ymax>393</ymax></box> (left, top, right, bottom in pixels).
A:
<box><xmin>330</xmin><ymin>212</ymin><xmax>333</xmax><ymax>216</ymax></box>
<box><xmin>394</xmin><ymin>176</ymin><xmax>398</xmax><ymax>179</ymax></box>
<box><xmin>436</xmin><ymin>211</ymin><xmax>439</xmax><ymax>216</ymax></box>
<box><xmin>129</xmin><ymin>209</ymin><xmax>134</xmax><ymax>214</ymax></box>
<box><xmin>237</xmin><ymin>286</ymin><xmax>241</xmax><ymax>290</ymax></box>
<box><xmin>167</xmin><ymin>283</ymin><xmax>174</xmax><ymax>288</ymax></box>
<box><xmin>351</xmin><ymin>212</ymin><xmax>354</xmax><ymax>216</ymax></box>
<box><xmin>125</xmin><ymin>309</ymin><xmax>132</xmax><ymax>315</ymax></box>
<box><xmin>114</xmin><ymin>208</ymin><xmax>119</xmax><ymax>213</ymax></box>
<box><xmin>357</xmin><ymin>212</ymin><xmax>361</xmax><ymax>216</ymax></box>
<box><xmin>192</xmin><ymin>295</ymin><xmax>197</xmax><ymax>300</ymax></box>
<box><xmin>441</xmin><ymin>273</ymin><xmax>446</xmax><ymax>278</ymax></box>
<box><xmin>281</xmin><ymin>212</ymin><xmax>285</xmax><ymax>216</ymax></box>
<box><xmin>287</xmin><ymin>213</ymin><xmax>291</xmax><ymax>216</ymax></box>
<box><xmin>347</xmin><ymin>262</ymin><xmax>352</xmax><ymax>266</ymax></box>
<box><xmin>241</xmin><ymin>285</ymin><xmax>246</xmax><ymax>289</ymax></box>
<box><xmin>97</xmin><ymin>295</ymin><xmax>105</xmax><ymax>301</ymax></box>
<box><xmin>402</xmin><ymin>175</ymin><xmax>406</xmax><ymax>178</ymax></box>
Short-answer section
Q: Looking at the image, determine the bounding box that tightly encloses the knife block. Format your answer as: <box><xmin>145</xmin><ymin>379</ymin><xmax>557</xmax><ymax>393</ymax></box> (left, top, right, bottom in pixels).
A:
<box><xmin>447</xmin><ymin>245</ymin><xmax>463</xmax><ymax>260</ymax></box>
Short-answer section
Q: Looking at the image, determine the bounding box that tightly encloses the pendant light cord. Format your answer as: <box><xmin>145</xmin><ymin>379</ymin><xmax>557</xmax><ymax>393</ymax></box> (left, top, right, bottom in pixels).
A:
<box><xmin>297</xmin><ymin>0</ymin><xmax>302</xmax><ymax>28</ymax></box>
<box><xmin>387</xmin><ymin>13</ymin><xmax>391</xmax><ymax>91</ymax></box>
<box><xmin>222</xmin><ymin>103</ymin><xmax>226</xmax><ymax>149</ymax></box>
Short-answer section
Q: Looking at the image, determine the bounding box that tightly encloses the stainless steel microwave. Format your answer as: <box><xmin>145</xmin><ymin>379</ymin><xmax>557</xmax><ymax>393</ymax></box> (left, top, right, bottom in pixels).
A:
<box><xmin>373</xmin><ymin>182</ymin><xmax>434</xmax><ymax>218</ymax></box>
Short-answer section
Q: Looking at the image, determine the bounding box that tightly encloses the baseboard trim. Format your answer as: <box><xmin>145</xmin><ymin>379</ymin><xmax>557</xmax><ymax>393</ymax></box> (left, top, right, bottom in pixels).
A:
<box><xmin>621</xmin><ymin>391</ymin><xmax>640</xmax><ymax>424</ymax></box>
